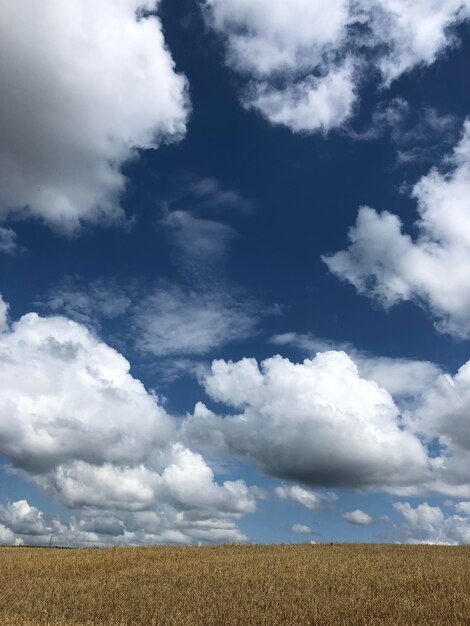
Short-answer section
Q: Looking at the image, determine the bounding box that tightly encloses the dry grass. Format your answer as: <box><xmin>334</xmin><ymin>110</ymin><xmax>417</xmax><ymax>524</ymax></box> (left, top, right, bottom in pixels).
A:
<box><xmin>1</xmin><ymin>543</ymin><xmax>469</xmax><ymax>625</ymax></box>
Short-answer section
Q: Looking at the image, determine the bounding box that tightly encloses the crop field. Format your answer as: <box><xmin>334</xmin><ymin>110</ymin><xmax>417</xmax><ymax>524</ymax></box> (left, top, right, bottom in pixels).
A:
<box><xmin>1</xmin><ymin>544</ymin><xmax>469</xmax><ymax>625</ymax></box>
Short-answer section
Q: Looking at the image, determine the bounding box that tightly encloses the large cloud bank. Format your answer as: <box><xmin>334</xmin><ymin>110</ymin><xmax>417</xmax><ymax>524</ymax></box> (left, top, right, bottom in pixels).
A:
<box><xmin>0</xmin><ymin>0</ymin><xmax>188</xmax><ymax>233</ymax></box>
<box><xmin>204</xmin><ymin>0</ymin><xmax>470</xmax><ymax>132</ymax></box>
<box><xmin>3</xmin><ymin>297</ymin><xmax>470</xmax><ymax>543</ymax></box>
<box><xmin>0</xmin><ymin>300</ymin><xmax>255</xmax><ymax>546</ymax></box>
<box><xmin>324</xmin><ymin>120</ymin><xmax>470</xmax><ymax>337</ymax></box>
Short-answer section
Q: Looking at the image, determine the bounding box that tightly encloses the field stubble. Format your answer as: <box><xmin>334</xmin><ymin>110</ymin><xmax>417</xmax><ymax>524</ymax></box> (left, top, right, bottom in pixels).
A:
<box><xmin>0</xmin><ymin>543</ymin><xmax>469</xmax><ymax>625</ymax></box>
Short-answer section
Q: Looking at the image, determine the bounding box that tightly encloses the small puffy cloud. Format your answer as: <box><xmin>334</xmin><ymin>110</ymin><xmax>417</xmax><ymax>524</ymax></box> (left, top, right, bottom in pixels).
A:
<box><xmin>247</xmin><ymin>63</ymin><xmax>357</xmax><ymax>134</ymax></box>
<box><xmin>324</xmin><ymin>120</ymin><xmax>470</xmax><ymax>338</ymax></box>
<box><xmin>204</xmin><ymin>0</ymin><xmax>470</xmax><ymax>133</ymax></box>
<box><xmin>177</xmin><ymin>340</ymin><xmax>470</xmax><ymax>498</ymax></box>
<box><xmin>394</xmin><ymin>502</ymin><xmax>470</xmax><ymax>545</ymax></box>
<box><xmin>31</xmin><ymin>445</ymin><xmax>256</xmax><ymax>517</ymax></box>
<box><xmin>0</xmin><ymin>0</ymin><xmax>188</xmax><ymax>233</ymax></box>
<box><xmin>185</xmin><ymin>352</ymin><xmax>429</xmax><ymax>491</ymax></box>
<box><xmin>342</xmin><ymin>509</ymin><xmax>374</xmax><ymax>525</ymax></box>
<box><xmin>205</xmin><ymin>0</ymin><xmax>355</xmax><ymax>132</ymax></box>
<box><xmin>275</xmin><ymin>485</ymin><xmax>336</xmax><ymax>511</ymax></box>
<box><xmin>0</xmin><ymin>299</ymin><xmax>256</xmax><ymax>545</ymax></box>
<box><xmin>292</xmin><ymin>523</ymin><xmax>314</xmax><ymax>535</ymax></box>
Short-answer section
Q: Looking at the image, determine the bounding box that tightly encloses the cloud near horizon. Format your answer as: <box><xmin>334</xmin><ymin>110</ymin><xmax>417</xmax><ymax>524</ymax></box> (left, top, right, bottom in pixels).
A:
<box><xmin>3</xmin><ymin>295</ymin><xmax>470</xmax><ymax>544</ymax></box>
<box><xmin>394</xmin><ymin>501</ymin><xmax>470</xmax><ymax>544</ymax></box>
<box><xmin>0</xmin><ymin>298</ymin><xmax>256</xmax><ymax>546</ymax></box>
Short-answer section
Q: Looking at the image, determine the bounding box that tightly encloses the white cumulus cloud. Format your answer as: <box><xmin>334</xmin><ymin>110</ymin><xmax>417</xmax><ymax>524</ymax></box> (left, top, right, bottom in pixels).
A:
<box><xmin>373</xmin><ymin>0</ymin><xmax>470</xmax><ymax>84</ymax></box>
<box><xmin>204</xmin><ymin>0</ymin><xmax>470</xmax><ymax>133</ymax></box>
<box><xmin>324</xmin><ymin>120</ymin><xmax>470</xmax><ymax>338</ymax></box>
<box><xmin>394</xmin><ymin>501</ymin><xmax>470</xmax><ymax>544</ymax></box>
<box><xmin>0</xmin><ymin>311</ymin><xmax>174</xmax><ymax>472</ymax></box>
<box><xmin>0</xmin><ymin>0</ymin><xmax>188</xmax><ymax>233</ymax></box>
<box><xmin>0</xmin><ymin>499</ymin><xmax>251</xmax><ymax>547</ymax></box>
<box><xmin>292</xmin><ymin>523</ymin><xmax>314</xmax><ymax>535</ymax></box>
<box><xmin>270</xmin><ymin>332</ymin><xmax>443</xmax><ymax>400</ymax></box>
<box><xmin>342</xmin><ymin>509</ymin><xmax>374</xmax><ymax>525</ymax></box>
<box><xmin>0</xmin><ymin>297</ymin><xmax>257</xmax><ymax>546</ymax></box>
<box><xmin>248</xmin><ymin>63</ymin><xmax>357</xmax><ymax>134</ymax></box>
<box><xmin>184</xmin><ymin>352</ymin><xmax>430</xmax><ymax>491</ymax></box>
<box><xmin>406</xmin><ymin>358</ymin><xmax>470</xmax><ymax>498</ymax></box>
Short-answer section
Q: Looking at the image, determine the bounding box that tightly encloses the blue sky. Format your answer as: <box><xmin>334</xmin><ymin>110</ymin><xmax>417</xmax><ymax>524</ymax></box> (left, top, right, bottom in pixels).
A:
<box><xmin>1</xmin><ymin>0</ymin><xmax>470</xmax><ymax>546</ymax></box>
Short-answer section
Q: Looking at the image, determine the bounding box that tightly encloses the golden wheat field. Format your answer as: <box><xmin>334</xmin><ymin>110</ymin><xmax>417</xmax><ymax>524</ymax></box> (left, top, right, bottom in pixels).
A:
<box><xmin>1</xmin><ymin>543</ymin><xmax>469</xmax><ymax>626</ymax></box>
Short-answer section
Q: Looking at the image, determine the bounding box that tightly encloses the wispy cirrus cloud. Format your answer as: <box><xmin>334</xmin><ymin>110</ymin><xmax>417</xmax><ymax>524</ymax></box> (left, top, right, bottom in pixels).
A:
<box><xmin>345</xmin><ymin>99</ymin><xmax>460</xmax><ymax>164</ymax></box>
<box><xmin>40</xmin><ymin>278</ymin><xmax>262</xmax><ymax>359</ymax></box>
